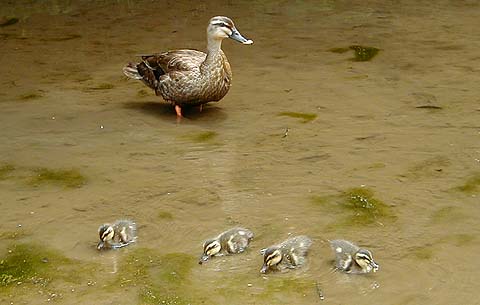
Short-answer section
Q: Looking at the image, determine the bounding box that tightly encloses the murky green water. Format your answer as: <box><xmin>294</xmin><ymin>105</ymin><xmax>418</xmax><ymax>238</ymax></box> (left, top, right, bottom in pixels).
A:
<box><xmin>1</xmin><ymin>0</ymin><xmax>479</xmax><ymax>304</ymax></box>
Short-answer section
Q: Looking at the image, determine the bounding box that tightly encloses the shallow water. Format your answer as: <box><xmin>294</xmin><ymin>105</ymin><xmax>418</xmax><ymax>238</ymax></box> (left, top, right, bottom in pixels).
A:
<box><xmin>1</xmin><ymin>0</ymin><xmax>479</xmax><ymax>304</ymax></box>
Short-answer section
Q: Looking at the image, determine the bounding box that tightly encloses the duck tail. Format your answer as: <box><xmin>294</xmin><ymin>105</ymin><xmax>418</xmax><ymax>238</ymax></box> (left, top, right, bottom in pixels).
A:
<box><xmin>123</xmin><ymin>63</ymin><xmax>143</xmax><ymax>80</ymax></box>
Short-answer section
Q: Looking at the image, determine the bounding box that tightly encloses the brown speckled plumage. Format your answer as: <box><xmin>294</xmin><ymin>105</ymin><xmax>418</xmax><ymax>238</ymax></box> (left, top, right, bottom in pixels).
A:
<box><xmin>123</xmin><ymin>16</ymin><xmax>252</xmax><ymax>116</ymax></box>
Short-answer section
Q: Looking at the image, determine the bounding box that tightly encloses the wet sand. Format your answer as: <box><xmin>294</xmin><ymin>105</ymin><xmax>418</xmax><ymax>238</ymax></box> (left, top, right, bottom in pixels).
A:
<box><xmin>1</xmin><ymin>0</ymin><xmax>479</xmax><ymax>304</ymax></box>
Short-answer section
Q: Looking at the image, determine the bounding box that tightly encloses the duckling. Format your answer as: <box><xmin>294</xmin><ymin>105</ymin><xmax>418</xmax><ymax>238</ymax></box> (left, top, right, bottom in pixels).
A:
<box><xmin>199</xmin><ymin>227</ymin><xmax>254</xmax><ymax>264</ymax></box>
<box><xmin>97</xmin><ymin>219</ymin><xmax>137</xmax><ymax>250</ymax></box>
<box><xmin>330</xmin><ymin>239</ymin><xmax>379</xmax><ymax>274</ymax></box>
<box><xmin>123</xmin><ymin>16</ymin><xmax>253</xmax><ymax>120</ymax></box>
<box><xmin>260</xmin><ymin>235</ymin><xmax>312</xmax><ymax>273</ymax></box>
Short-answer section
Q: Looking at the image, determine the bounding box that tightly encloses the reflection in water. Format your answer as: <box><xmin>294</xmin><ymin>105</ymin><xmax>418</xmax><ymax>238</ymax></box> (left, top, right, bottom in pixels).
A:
<box><xmin>0</xmin><ymin>0</ymin><xmax>480</xmax><ymax>304</ymax></box>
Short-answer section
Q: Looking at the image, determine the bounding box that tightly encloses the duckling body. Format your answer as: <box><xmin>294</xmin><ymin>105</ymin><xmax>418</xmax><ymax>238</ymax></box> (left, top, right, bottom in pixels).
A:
<box><xmin>199</xmin><ymin>227</ymin><xmax>254</xmax><ymax>264</ymax></box>
<box><xmin>97</xmin><ymin>219</ymin><xmax>137</xmax><ymax>250</ymax></box>
<box><xmin>123</xmin><ymin>16</ymin><xmax>253</xmax><ymax>119</ymax></box>
<box><xmin>330</xmin><ymin>239</ymin><xmax>379</xmax><ymax>274</ymax></box>
<box><xmin>260</xmin><ymin>235</ymin><xmax>312</xmax><ymax>273</ymax></box>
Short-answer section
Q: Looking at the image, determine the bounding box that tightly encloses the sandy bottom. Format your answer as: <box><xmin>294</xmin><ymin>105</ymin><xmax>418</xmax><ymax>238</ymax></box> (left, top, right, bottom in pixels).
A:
<box><xmin>0</xmin><ymin>0</ymin><xmax>479</xmax><ymax>304</ymax></box>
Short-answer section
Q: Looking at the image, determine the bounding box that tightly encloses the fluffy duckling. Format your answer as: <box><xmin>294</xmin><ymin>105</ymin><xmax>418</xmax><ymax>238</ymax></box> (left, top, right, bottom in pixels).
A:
<box><xmin>330</xmin><ymin>239</ymin><xmax>379</xmax><ymax>274</ymax></box>
<box><xmin>260</xmin><ymin>235</ymin><xmax>312</xmax><ymax>273</ymax></box>
<box><xmin>199</xmin><ymin>227</ymin><xmax>254</xmax><ymax>264</ymax></box>
<box><xmin>97</xmin><ymin>219</ymin><xmax>137</xmax><ymax>250</ymax></box>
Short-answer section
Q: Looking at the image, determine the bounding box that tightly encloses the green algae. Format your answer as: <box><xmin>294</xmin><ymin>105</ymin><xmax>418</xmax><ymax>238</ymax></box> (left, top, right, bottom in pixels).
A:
<box><xmin>158</xmin><ymin>211</ymin><xmax>174</xmax><ymax>220</ymax></box>
<box><xmin>455</xmin><ymin>173</ymin><xmax>480</xmax><ymax>193</ymax></box>
<box><xmin>181</xmin><ymin>131</ymin><xmax>218</xmax><ymax>143</ymax></box>
<box><xmin>28</xmin><ymin>167</ymin><xmax>87</xmax><ymax>188</ymax></box>
<box><xmin>156</xmin><ymin>253</ymin><xmax>195</xmax><ymax>284</ymax></box>
<box><xmin>140</xmin><ymin>287</ymin><xmax>193</xmax><ymax>305</ymax></box>
<box><xmin>278</xmin><ymin>111</ymin><xmax>317</xmax><ymax>123</ymax></box>
<box><xmin>113</xmin><ymin>248</ymin><xmax>197</xmax><ymax>304</ymax></box>
<box><xmin>311</xmin><ymin>187</ymin><xmax>395</xmax><ymax>229</ymax></box>
<box><xmin>349</xmin><ymin>45</ymin><xmax>380</xmax><ymax>61</ymax></box>
<box><xmin>0</xmin><ymin>163</ymin><xmax>15</xmax><ymax>180</ymax></box>
<box><xmin>0</xmin><ymin>243</ymin><xmax>71</xmax><ymax>287</ymax></box>
<box><xmin>18</xmin><ymin>92</ymin><xmax>43</xmax><ymax>100</ymax></box>
<box><xmin>211</xmin><ymin>271</ymin><xmax>316</xmax><ymax>304</ymax></box>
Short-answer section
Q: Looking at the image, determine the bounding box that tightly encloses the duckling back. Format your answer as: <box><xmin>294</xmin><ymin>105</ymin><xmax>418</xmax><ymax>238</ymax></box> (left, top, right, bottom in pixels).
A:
<box><xmin>218</xmin><ymin>227</ymin><xmax>254</xmax><ymax>254</ymax></box>
<box><xmin>261</xmin><ymin>235</ymin><xmax>312</xmax><ymax>273</ymax></box>
<box><xmin>330</xmin><ymin>239</ymin><xmax>379</xmax><ymax>274</ymax></box>
<box><xmin>113</xmin><ymin>220</ymin><xmax>137</xmax><ymax>245</ymax></box>
<box><xmin>199</xmin><ymin>227</ymin><xmax>254</xmax><ymax>264</ymax></box>
<box><xmin>279</xmin><ymin>235</ymin><xmax>312</xmax><ymax>268</ymax></box>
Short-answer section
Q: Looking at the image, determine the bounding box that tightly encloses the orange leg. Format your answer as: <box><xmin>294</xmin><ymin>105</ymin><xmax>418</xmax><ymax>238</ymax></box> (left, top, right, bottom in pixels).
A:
<box><xmin>175</xmin><ymin>105</ymin><xmax>183</xmax><ymax>121</ymax></box>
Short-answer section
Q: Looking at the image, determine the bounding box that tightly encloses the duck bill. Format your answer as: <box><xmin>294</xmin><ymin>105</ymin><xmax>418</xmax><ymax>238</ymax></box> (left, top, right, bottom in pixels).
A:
<box><xmin>371</xmin><ymin>261</ymin><xmax>379</xmax><ymax>272</ymax></box>
<box><xmin>229</xmin><ymin>28</ymin><xmax>253</xmax><ymax>45</ymax></box>
<box><xmin>260</xmin><ymin>264</ymin><xmax>268</xmax><ymax>274</ymax></box>
<box><xmin>198</xmin><ymin>255</ymin><xmax>210</xmax><ymax>265</ymax></box>
<box><xmin>97</xmin><ymin>241</ymin><xmax>105</xmax><ymax>250</ymax></box>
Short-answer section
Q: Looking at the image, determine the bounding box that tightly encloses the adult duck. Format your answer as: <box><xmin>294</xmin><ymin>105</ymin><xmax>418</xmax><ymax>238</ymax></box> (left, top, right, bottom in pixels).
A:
<box><xmin>123</xmin><ymin>16</ymin><xmax>253</xmax><ymax>119</ymax></box>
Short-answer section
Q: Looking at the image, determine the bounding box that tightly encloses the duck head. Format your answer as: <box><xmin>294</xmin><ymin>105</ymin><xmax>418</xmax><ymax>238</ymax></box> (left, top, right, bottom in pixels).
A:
<box><xmin>260</xmin><ymin>247</ymin><xmax>283</xmax><ymax>273</ymax></box>
<box><xmin>97</xmin><ymin>224</ymin><xmax>114</xmax><ymax>250</ymax></box>
<box><xmin>354</xmin><ymin>249</ymin><xmax>379</xmax><ymax>273</ymax></box>
<box><xmin>207</xmin><ymin>16</ymin><xmax>253</xmax><ymax>45</ymax></box>
<box><xmin>199</xmin><ymin>239</ymin><xmax>221</xmax><ymax>264</ymax></box>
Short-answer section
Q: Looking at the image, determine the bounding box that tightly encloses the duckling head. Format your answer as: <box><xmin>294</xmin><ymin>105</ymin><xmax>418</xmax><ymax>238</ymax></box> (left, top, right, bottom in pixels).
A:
<box><xmin>208</xmin><ymin>16</ymin><xmax>253</xmax><ymax>45</ymax></box>
<box><xmin>199</xmin><ymin>239</ymin><xmax>221</xmax><ymax>264</ymax></box>
<box><xmin>260</xmin><ymin>247</ymin><xmax>283</xmax><ymax>273</ymax></box>
<box><xmin>97</xmin><ymin>224</ymin><xmax>114</xmax><ymax>250</ymax></box>
<box><xmin>354</xmin><ymin>249</ymin><xmax>379</xmax><ymax>273</ymax></box>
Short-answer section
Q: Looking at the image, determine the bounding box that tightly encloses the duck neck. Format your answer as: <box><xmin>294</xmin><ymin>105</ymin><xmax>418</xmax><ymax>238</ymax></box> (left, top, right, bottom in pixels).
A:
<box><xmin>202</xmin><ymin>38</ymin><xmax>224</xmax><ymax>71</ymax></box>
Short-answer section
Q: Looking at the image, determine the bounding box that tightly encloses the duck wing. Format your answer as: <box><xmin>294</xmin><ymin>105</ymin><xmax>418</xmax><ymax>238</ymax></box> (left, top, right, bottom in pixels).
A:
<box><xmin>141</xmin><ymin>49</ymin><xmax>206</xmax><ymax>73</ymax></box>
<box><xmin>123</xmin><ymin>50</ymin><xmax>206</xmax><ymax>94</ymax></box>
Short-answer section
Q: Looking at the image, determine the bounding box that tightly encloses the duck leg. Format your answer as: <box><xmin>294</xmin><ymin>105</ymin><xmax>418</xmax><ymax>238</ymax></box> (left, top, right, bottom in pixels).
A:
<box><xmin>175</xmin><ymin>104</ymin><xmax>183</xmax><ymax>122</ymax></box>
<box><xmin>199</xmin><ymin>104</ymin><xmax>203</xmax><ymax>112</ymax></box>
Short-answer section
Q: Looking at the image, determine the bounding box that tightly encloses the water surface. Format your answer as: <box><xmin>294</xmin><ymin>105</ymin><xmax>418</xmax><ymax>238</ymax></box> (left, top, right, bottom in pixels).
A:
<box><xmin>1</xmin><ymin>0</ymin><xmax>479</xmax><ymax>304</ymax></box>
